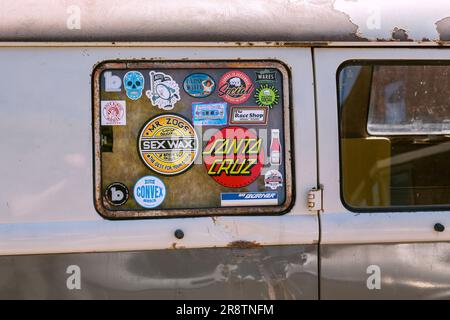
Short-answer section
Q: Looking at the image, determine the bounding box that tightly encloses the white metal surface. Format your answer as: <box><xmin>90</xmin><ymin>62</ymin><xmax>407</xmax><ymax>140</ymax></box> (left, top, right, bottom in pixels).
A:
<box><xmin>0</xmin><ymin>47</ymin><xmax>318</xmax><ymax>255</ymax></box>
<box><xmin>315</xmin><ymin>48</ymin><xmax>450</xmax><ymax>244</ymax></box>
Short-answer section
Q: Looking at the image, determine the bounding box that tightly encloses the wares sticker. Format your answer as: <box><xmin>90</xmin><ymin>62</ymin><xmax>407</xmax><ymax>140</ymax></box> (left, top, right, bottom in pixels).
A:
<box><xmin>138</xmin><ymin>114</ymin><xmax>198</xmax><ymax>175</ymax></box>
<box><xmin>101</xmin><ymin>101</ymin><xmax>126</xmax><ymax>126</ymax></box>
<box><xmin>146</xmin><ymin>71</ymin><xmax>181</xmax><ymax>110</ymax></box>
<box><xmin>133</xmin><ymin>175</ymin><xmax>166</xmax><ymax>208</ymax></box>
<box><xmin>229</xmin><ymin>106</ymin><xmax>268</xmax><ymax>125</ymax></box>
<box><xmin>203</xmin><ymin>127</ymin><xmax>264</xmax><ymax>188</ymax></box>
<box><xmin>183</xmin><ymin>73</ymin><xmax>216</xmax><ymax>98</ymax></box>
<box><xmin>192</xmin><ymin>102</ymin><xmax>227</xmax><ymax>126</ymax></box>
<box><xmin>218</xmin><ymin>70</ymin><xmax>254</xmax><ymax>104</ymax></box>
<box><xmin>255</xmin><ymin>70</ymin><xmax>277</xmax><ymax>83</ymax></box>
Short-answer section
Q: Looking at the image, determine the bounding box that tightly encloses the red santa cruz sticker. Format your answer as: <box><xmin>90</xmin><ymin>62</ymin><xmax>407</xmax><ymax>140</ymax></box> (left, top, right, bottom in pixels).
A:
<box><xmin>203</xmin><ymin>127</ymin><xmax>264</xmax><ymax>188</ymax></box>
<box><xmin>218</xmin><ymin>71</ymin><xmax>254</xmax><ymax>104</ymax></box>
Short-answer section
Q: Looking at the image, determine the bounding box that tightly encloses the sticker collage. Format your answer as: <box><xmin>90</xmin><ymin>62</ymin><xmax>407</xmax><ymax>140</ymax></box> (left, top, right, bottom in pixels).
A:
<box><xmin>99</xmin><ymin>65</ymin><xmax>287</xmax><ymax>213</ymax></box>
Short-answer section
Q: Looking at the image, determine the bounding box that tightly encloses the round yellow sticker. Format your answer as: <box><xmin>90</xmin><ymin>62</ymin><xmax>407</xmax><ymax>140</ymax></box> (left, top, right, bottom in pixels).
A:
<box><xmin>138</xmin><ymin>114</ymin><xmax>198</xmax><ymax>175</ymax></box>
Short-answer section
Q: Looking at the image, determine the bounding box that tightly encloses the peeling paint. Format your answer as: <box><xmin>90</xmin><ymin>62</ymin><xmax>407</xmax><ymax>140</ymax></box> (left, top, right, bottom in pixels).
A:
<box><xmin>436</xmin><ymin>17</ymin><xmax>450</xmax><ymax>41</ymax></box>
<box><xmin>391</xmin><ymin>27</ymin><xmax>412</xmax><ymax>42</ymax></box>
<box><xmin>333</xmin><ymin>0</ymin><xmax>450</xmax><ymax>41</ymax></box>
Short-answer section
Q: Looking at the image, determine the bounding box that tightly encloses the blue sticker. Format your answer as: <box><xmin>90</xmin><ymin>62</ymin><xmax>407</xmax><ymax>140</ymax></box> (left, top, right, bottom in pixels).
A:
<box><xmin>192</xmin><ymin>102</ymin><xmax>227</xmax><ymax>126</ymax></box>
<box><xmin>123</xmin><ymin>71</ymin><xmax>144</xmax><ymax>100</ymax></box>
<box><xmin>133</xmin><ymin>175</ymin><xmax>166</xmax><ymax>208</ymax></box>
<box><xmin>221</xmin><ymin>192</ymin><xmax>278</xmax><ymax>207</ymax></box>
<box><xmin>183</xmin><ymin>73</ymin><xmax>216</xmax><ymax>98</ymax></box>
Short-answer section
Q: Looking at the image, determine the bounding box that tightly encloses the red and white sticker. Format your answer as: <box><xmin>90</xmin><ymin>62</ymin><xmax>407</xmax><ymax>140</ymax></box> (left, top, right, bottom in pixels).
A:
<box><xmin>203</xmin><ymin>127</ymin><xmax>264</xmax><ymax>188</ymax></box>
<box><xmin>101</xmin><ymin>101</ymin><xmax>126</xmax><ymax>126</ymax></box>
<box><xmin>218</xmin><ymin>70</ymin><xmax>254</xmax><ymax>104</ymax></box>
<box><xmin>264</xmin><ymin>169</ymin><xmax>283</xmax><ymax>190</ymax></box>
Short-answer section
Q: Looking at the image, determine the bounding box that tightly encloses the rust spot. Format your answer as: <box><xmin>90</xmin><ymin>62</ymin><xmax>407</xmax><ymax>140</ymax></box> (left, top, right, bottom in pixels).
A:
<box><xmin>392</xmin><ymin>27</ymin><xmax>413</xmax><ymax>42</ymax></box>
<box><xmin>170</xmin><ymin>242</ymin><xmax>185</xmax><ymax>249</ymax></box>
<box><xmin>227</xmin><ymin>240</ymin><xmax>261</xmax><ymax>249</ymax></box>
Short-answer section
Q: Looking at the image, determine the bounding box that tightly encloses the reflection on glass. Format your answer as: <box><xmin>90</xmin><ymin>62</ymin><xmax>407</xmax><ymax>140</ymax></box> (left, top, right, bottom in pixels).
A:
<box><xmin>339</xmin><ymin>63</ymin><xmax>450</xmax><ymax>209</ymax></box>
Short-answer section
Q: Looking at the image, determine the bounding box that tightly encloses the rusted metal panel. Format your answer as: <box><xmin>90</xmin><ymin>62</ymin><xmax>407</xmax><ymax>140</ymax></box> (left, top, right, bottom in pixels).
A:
<box><xmin>321</xmin><ymin>243</ymin><xmax>450</xmax><ymax>299</ymax></box>
<box><xmin>0</xmin><ymin>0</ymin><xmax>448</xmax><ymax>44</ymax></box>
<box><xmin>0</xmin><ymin>245</ymin><xmax>318</xmax><ymax>299</ymax></box>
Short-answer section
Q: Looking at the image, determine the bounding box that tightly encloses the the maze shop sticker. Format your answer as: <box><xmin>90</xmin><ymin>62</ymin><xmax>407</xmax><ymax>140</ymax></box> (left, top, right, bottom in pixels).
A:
<box><xmin>183</xmin><ymin>73</ymin><xmax>216</xmax><ymax>98</ymax></box>
<box><xmin>218</xmin><ymin>70</ymin><xmax>254</xmax><ymax>104</ymax></box>
<box><xmin>138</xmin><ymin>114</ymin><xmax>198</xmax><ymax>175</ymax></box>
<box><xmin>133</xmin><ymin>176</ymin><xmax>166</xmax><ymax>209</ymax></box>
<box><xmin>264</xmin><ymin>169</ymin><xmax>283</xmax><ymax>190</ymax></box>
<box><xmin>105</xmin><ymin>182</ymin><xmax>129</xmax><ymax>206</ymax></box>
<box><xmin>192</xmin><ymin>102</ymin><xmax>227</xmax><ymax>126</ymax></box>
<box><xmin>146</xmin><ymin>71</ymin><xmax>181</xmax><ymax>110</ymax></box>
<box><xmin>221</xmin><ymin>192</ymin><xmax>278</xmax><ymax>207</ymax></box>
<box><xmin>203</xmin><ymin>127</ymin><xmax>264</xmax><ymax>188</ymax></box>
<box><xmin>255</xmin><ymin>84</ymin><xmax>280</xmax><ymax>108</ymax></box>
<box><xmin>101</xmin><ymin>101</ymin><xmax>126</xmax><ymax>126</ymax></box>
<box><xmin>229</xmin><ymin>106</ymin><xmax>268</xmax><ymax>125</ymax></box>
<box><xmin>123</xmin><ymin>71</ymin><xmax>144</xmax><ymax>100</ymax></box>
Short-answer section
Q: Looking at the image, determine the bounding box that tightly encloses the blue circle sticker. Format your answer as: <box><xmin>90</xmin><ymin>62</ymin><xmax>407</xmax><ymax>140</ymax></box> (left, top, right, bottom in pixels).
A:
<box><xmin>133</xmin><ymin>176</ymin><xmax>166</xmax><ymax>208</ymax></box>
<box><xmin>183</xmin><ymin>73</ymin><xmax>216</xmax><ymax>98</ymax></box>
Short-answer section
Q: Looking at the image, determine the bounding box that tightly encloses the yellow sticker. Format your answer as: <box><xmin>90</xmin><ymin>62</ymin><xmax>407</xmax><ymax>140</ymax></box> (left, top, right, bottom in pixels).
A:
<box><xmin>138</xmin><ymin>114</ymin><xmax>198</xmax><ymax>175</ymax></box>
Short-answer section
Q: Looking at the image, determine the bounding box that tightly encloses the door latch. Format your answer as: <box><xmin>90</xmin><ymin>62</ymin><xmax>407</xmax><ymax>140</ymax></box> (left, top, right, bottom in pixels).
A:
<box><xmin>307</xmin><ymin>187</ymin><xmax>323</xmax><ymax>212</ymax></box>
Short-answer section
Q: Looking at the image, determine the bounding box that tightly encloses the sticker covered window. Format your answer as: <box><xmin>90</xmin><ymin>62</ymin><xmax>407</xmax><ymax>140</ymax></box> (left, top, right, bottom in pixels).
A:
<box><xmin>93</xmin><ymin>61</ymin><xmax>293</xmax><ymax>218</ymax></box>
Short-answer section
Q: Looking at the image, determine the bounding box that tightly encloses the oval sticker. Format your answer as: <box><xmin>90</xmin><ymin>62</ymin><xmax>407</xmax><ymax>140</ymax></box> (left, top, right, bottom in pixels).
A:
<box><xmin>138</xmin><ymin>114</ymin><xmax>198</xmax><ymax>175</ymax></box>
<box><xmin>183</xmin><ymin>73</ymin><xmax>216</xmax><ymax>98</ymax></box>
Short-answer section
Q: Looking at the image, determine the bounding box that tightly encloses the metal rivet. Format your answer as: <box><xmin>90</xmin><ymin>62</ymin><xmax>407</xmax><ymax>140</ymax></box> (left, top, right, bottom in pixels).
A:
<box><xmin>434</xmin><ymin>223</ymin><xmax>445</xmax><ymax>233</ymax></box>
<box><xmin>174</xmin><ymin>229</ymin><xmax>184</xmax><ymax>239</ymax></box>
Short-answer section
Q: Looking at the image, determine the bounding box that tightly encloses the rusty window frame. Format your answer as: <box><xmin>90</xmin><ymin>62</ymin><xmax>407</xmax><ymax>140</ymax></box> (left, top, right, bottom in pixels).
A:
<box><xmin>92</xmin><ymin>60</ymin><xmax>294</xmax><ymax>219</ymax></box>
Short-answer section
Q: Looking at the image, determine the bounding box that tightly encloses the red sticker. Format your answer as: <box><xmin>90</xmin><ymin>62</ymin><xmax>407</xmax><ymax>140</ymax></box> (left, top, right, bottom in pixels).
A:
<box><xmin>218</xmin><ymin>70</ymin><xmax>254</xmax><ymax>104</ymax></box>
<box><xmin>203</xmin><ymin>127</ymin><xmax>264</xmax><ymax>188</ymax></box>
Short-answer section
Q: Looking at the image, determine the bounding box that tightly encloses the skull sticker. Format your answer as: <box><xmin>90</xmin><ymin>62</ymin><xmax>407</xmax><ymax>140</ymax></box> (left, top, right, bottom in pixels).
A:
<box><xmin>146</xmin><ymin>71</ymin><xmax>181</xmax><ymax>110</ymax></box>
<box><xmin>123</xmin><ymin>71</ymin><xmax>144</xmax><ymax>100</ymax></box>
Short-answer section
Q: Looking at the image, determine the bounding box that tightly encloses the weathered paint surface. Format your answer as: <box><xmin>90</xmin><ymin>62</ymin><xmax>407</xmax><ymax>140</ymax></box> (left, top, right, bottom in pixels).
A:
<box><xmin>321</xmin><ymin>243</ymin><xmax>450</xmax><ymax>299</ymax></box>
<box><xmin>334</xmin><ymin>0</ymin><xmax>450</xmax><ymax>41</ymax></box>
<box><xmin>0</xmin><ymin>0</ymin><xmax>448</xmax><ymax>43</ymax></box>
<box><xmin>0</xmin><ymin>245</ymin><xmax>318</xmax><ymax>299</ymax></box>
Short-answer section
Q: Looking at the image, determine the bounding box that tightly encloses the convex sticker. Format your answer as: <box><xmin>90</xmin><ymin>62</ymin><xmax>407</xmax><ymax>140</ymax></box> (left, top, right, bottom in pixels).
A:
<box><xmin>134</xmin><ymin>176</ymin><xmax>166</xmax><ymax>208</ymax></box>
<box><xmin>138</xmin><ymin>114</ymin><xmax>198</xmax><ymax>175</ymax></box>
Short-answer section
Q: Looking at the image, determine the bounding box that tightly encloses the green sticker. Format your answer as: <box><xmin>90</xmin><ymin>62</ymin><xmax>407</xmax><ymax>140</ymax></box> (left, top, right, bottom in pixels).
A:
<box><xmin>254</xmin><ymin>84</ymin><xmax>280</xmax><ymax>108</ymax></box>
